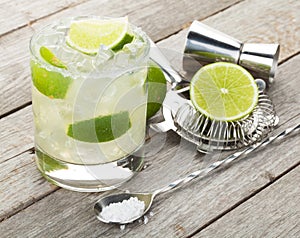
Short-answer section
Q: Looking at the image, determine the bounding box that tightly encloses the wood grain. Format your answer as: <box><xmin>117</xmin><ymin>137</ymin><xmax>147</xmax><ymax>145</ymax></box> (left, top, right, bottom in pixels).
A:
<box><xmin>0</xmin><ymin>0</ymin><xmax>87</xmax><ymax>36</ymax></box>
<box><xmin>0</xmin><ymin>188</ymin><xmax>103</xmax><ymax>237</ymax></box>
<box><xmin>201</xmin><ymin>0</ymin><xmax>300</xmax><ymax>60</ymax></box>
<box><xmin>0</xmin><ymin>151</ymin><xmax>59</xmax><ymax>222</ymax></box>
<box><xmin>194</xmin><ymin>165</ymin><xmax>300</xmax><ymax>237</ymax></box>
<box><xmin>0</xmin><ymin>106</ymin><xmax>33</xmax><ymax>162</ymax></box>
<box><xmin>158</xmin><ymin>0</ymin><xmax>300</xmax><ymax>62</ymax></box>
<box><xmin>0</xmin><ymin>0</ymin><xmax>241</xmax><ymax>116</ymax></box>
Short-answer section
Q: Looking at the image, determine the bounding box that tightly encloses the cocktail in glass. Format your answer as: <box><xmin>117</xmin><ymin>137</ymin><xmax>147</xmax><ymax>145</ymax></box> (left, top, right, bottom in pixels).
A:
<box><xmin>30</xmin><ymin>16</ymin><xmax>150</xmax><ymax>192</ymax></box>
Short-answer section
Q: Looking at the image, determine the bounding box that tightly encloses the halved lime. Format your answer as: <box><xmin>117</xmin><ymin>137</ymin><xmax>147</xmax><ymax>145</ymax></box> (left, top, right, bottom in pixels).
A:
<box><xmin>190</xmin><ymin>62</ymin><xmax>258</xmax><ymax>121</ymax></box>
<box><xmin>146</xmin><ymin>61</ymin><xmax>167</xmax><ymax>119</ymax></box>
<box><xmin>66</xmin><ymin>17</ymin><xmax>133</xmax><ymax>55</ymax></box>
<box><xmin>67</xmin><ymin>111</ymin><xmax>131</xmax><ymax>143</ymax></box>
<box><xmin>31</xmin><ymin>60</ymin><xmax>72</xmax><ymax>99</ymax></box>
<box><xmin>40</xmin><ymin>46</ymin><xmax>67</xmax><ymax>69</ymax></box>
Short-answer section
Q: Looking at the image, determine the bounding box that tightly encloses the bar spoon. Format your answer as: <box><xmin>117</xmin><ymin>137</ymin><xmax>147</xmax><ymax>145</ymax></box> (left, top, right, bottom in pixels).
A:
<box><xmin>94</xmin><ymin>123</ymin><xmax>299</xmax><ymax>224</ymax></box>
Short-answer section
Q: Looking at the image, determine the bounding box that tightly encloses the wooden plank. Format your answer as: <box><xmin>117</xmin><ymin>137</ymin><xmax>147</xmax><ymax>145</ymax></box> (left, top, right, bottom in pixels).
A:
<box><xmin>194</xmin><ymin>165</ymin><xmax>300</xmax><ymax>237</ymax></box>
<box><xmin>158</xmin><ymin>0</ymin><xmax>300</xmax><ymax>60</ymax></box>
<box><xmin>201</xmin><ymin>0</ymin><xmax>300</xmax><ymax>60</ymax></box>
<box><xmin>0</xmin><ymin>54</ymin><xmax>299</xmax><ymax>237</ymax></box>
<box><xmin>0</xmin><ymin>106</ymin><xmax>33</xmax><ymax>161</ymax></box>
<box><xmin>0</xmin><ymin>0</ymin><xmax>241</xmax><ymax>116</ymax></box>
<box><xmin>0</xmin><ymin>151</ymin><xmax>59</xmax><ymax>222</ymax></box>
<box><xmin>0</xmin><ymin>0</ymin><xmax>87</xmax><ymax>36</ymax></box>
<box><xmin>0</xmin><ymin>188</ymin><xmax>103</xmax><ymax>237</ymax></box>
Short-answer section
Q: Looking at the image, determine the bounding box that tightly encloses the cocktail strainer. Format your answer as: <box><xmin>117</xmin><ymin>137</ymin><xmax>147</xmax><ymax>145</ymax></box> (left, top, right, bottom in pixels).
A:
<box><xmin>151</xmin><ymin>87</ymin><xmax>278</xmax><ymax>153</ymax></box>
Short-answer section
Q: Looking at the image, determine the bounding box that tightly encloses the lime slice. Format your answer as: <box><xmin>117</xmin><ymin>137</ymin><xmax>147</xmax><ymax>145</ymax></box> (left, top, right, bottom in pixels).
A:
<box><xmin>67</xmin><ymin>111</ymin><xmax>131</xmax><ymax>143</ymax></box>
<box><xmin>66</xmin><ymin>17</ymin><xmax>133</xmax><ymax>54</ymax></box>
<box><xmin>146</xmin><ymin>61</ymin><xmax>167</xmax><ymax>119</ymax></box>
<box><xmin>190</xmin><ymin>62</ymin><xmax>258</xmax><ymax>121</ymax></box>
<box><xmin>40</xmin><ymin>46</ymin><xmax>67</xmax><ymax>69</ymax></box>
<box><xmin>31</xmin><ymin>60</ymin><xmax>72</xmax><ymax>99</ymax></box>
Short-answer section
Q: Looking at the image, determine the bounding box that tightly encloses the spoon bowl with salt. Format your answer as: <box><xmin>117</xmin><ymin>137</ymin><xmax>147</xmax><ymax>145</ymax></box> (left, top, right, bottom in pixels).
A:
<box><xmin>94</xmin><ymin>193</ymin><xmax>153</xmax><ymax>224</ymax></box>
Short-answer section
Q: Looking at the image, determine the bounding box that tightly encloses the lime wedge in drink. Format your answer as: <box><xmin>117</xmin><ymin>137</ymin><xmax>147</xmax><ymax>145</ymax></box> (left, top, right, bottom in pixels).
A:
<box><xmin>67</xmin><ymin>111</ymin><xmax>131</xmax><ymax>143</ymax></box>
<box><xmin>190</xmin><ymin>62</ymin><xmax>258</xmax><ymax>121</ymax></box>
<box><xmin>40</xmin><ymin>46</ymin><xmax>67</xmax><ymax>69</ymax></box>
<box><xmin>36</xmin><ymin>148</ymin><xmax>68</xmax><ymax>172</ymax></box>
<box><xmin>66</xmin><ymin>17</ymin><xmax>133</xmax><ymax>55</ymax></box>
<box><xmin>31</xmin><ymin>60</ymin><xmax>72</xmax><ymax>99</ymax></box>
<box><xmin>146</xmin><ymin>61</ymin><xmax>167</xmax><ymax>119</ymax></box>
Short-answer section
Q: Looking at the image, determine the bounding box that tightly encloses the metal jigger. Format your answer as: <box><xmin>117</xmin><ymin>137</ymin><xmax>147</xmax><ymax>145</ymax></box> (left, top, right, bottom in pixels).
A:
<box><xmin>183</xmin><ymin>20</ymin><xmax>280</xmax><ymax>86</ymax></box>
<box><xmin>239</xmin><ymin>43</ymin><xmax>279</xmax><ymax>84</ymax></box>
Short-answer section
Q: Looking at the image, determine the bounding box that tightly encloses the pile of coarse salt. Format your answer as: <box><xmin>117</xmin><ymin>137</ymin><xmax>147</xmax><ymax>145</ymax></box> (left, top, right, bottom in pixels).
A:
<box><xmin>100</xmin><ymin>197</ymin><xmax>145</xmax><ymax>223</ymax></box>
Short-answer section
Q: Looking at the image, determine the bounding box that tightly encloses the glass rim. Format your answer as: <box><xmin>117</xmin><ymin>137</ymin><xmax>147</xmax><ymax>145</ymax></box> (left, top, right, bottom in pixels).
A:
<box><xmin>29</xmin><ymin>15</ymin><xmax>151</xmax><ymax>75</ymax></box>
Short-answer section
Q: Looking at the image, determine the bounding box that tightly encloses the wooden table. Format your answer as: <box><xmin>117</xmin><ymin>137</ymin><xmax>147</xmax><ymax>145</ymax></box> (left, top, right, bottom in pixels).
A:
<box><xmin>1</xmin><ymin>0</ymin><xmax>300</xmax><ymax>237</ymax></box>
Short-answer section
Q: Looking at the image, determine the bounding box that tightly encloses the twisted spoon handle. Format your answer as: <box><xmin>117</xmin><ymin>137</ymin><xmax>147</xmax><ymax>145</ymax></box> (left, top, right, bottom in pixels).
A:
<box><xmin>154</xmin><ymin>123</ymin><xmax>300</xmax><ymax>196</ymax></box>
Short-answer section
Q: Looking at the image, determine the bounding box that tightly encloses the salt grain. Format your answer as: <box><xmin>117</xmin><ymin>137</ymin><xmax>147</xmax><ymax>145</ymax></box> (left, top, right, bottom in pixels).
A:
<box><xmin>100</xmin><ymin>197</ymin><xmax>145</xmax><ymax>223</ymax></box>
<box><xmin>143</xmin><ymin>215</ymin><xmax>149</xmax><ymax>224</ymax></box>
<box><xmin>120</xmin><ymin>225</ymin><xmax>126</xmax><ymax>231</ymax></box>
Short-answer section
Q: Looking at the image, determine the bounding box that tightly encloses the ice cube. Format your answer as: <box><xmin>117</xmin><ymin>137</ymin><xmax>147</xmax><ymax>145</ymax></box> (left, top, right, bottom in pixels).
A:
<box><xmin>92</xmin><ymin>45</ymin><xmax>114</xmax><ymax>69</ymax></box>
<box><xmin>51</xmin><ymin>24</ymin><xmax>68</xmax><ymax>35</ymax></box>
<box><xmin>114</xmin><ymin>50</ymin><xmax>130</xmax><ymax>68</ymax></box>
<box><xmin>58</xmin><ymin>45</ymin><xmax>94</xmax><ymax>75</ymax></box>
<box><xmin>75</xmin><ymin>57</ymin><xmax>94</xmax><ymax>73</ymax></box>
<box><xmin>36</xmin><ymin>31</ymin><xmax>65</xmax><ymax>49</ymax></box>
<box><xmin>56</xmin><ymin>45</ymin><xmax>77</xmax><ymax>62</ymax></box>
<box><xmin>38</xmin><ymin>131</ymin><xmax>48</xmax><ymax>139</ymax></box>
<box><xmin>122</xmin><ymin>41</ymin><xmax>143</xmax><ymax>55</ymax></box>
<box><xmin>118</xmin><ymin>40</ymin><xmax>147</xmax><ymax>67</ymax></box>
